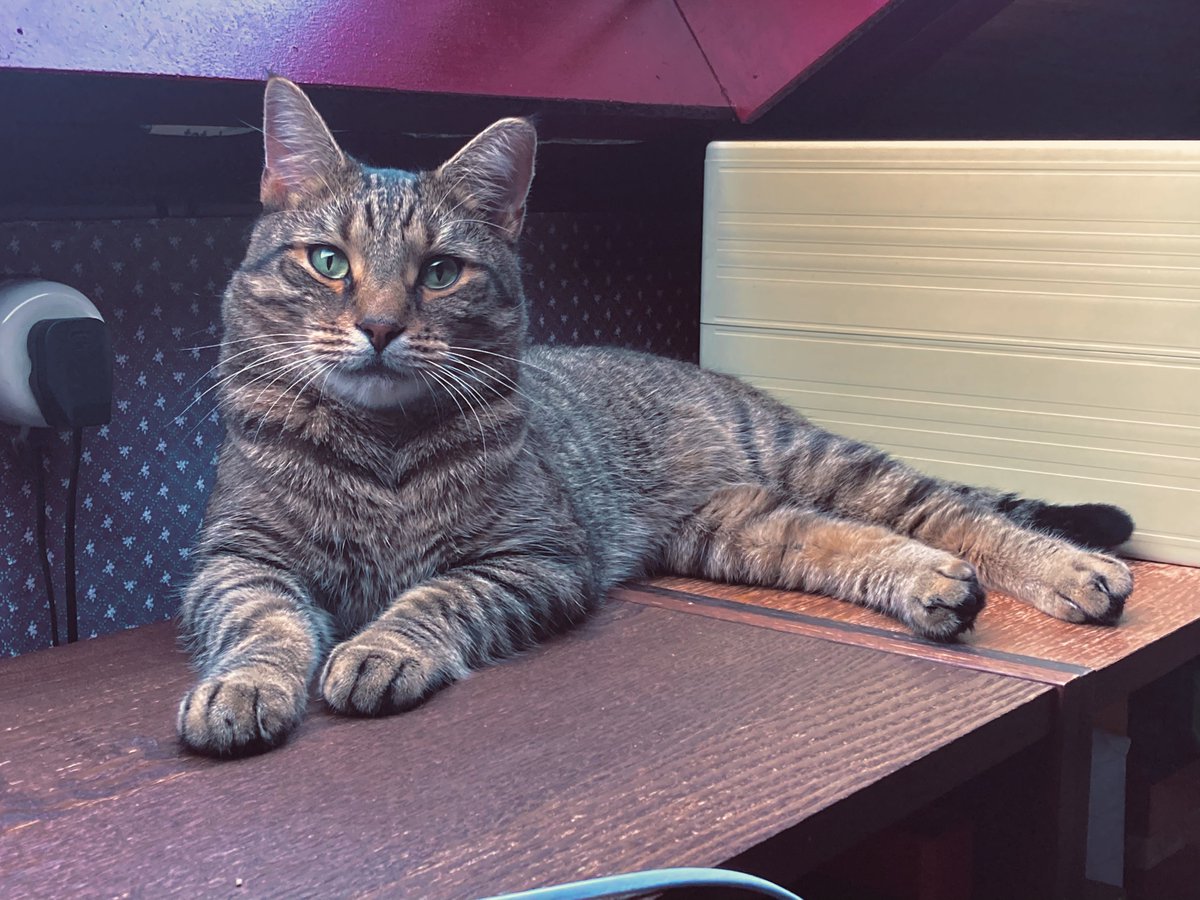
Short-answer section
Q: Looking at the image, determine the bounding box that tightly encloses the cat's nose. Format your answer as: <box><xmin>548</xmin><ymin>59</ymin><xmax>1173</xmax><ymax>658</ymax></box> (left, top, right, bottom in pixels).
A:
<box><xmin>357</xmin><ymin>319</ymin><xmax>405</xmax><ymax>353</ymax></box>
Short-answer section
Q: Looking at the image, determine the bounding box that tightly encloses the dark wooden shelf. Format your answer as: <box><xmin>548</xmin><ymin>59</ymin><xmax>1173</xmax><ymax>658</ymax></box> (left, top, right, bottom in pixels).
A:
<box><xmin>619</xmin><ymin>559</ymin><xmax>1200</xmax><ymax>898</ymax></box>
<box><xmin>634</xmin><ymin>560</ymin><xmax>1200</xmax><ymax>706</ymax></box>
<box><xmin>0</xmin><ymin>598</ymin><xmax>1053</xmax><ymax>897</ymax></box>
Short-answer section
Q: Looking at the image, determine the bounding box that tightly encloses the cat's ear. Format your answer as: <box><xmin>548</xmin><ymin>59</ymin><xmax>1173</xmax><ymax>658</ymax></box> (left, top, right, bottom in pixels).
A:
<box><xmin>438</xmin><ymin>118</ymin><xmax>536</xmax><ymax>241</ymax></box>
<box><xmin>260</xmin><ymin>76</ymin><xmax>348</xmax><ymax>210</ymax></box>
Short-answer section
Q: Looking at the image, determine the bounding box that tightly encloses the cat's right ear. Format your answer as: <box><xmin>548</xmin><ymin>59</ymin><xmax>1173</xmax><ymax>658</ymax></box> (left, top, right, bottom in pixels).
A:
<box><xmin>261</xmin><ymin>77</ymin><xmax>348</xmax><ymax>211</ymax></box>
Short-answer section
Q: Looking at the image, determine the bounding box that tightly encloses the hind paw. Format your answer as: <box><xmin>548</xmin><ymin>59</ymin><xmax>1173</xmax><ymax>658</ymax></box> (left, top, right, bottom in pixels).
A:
<box><xmin>1035</xmin><ymin>551</ymin><xmax>1132</xmax><ymax>625</ymax></box>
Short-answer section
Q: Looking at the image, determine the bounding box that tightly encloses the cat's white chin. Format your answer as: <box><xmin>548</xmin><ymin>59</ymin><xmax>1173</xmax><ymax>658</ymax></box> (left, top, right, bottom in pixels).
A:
<box><xmin>326</xmin><ymin>369</ymin><xmax>427</xmax><ymax>410</ymax></box>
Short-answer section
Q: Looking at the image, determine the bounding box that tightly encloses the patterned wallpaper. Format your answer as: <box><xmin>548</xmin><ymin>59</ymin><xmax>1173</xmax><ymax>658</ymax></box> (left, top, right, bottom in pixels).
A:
<box><xmin>0</xmin><ymin>212</ymin><xmax>700</xmax><ymax>657</ymax></box>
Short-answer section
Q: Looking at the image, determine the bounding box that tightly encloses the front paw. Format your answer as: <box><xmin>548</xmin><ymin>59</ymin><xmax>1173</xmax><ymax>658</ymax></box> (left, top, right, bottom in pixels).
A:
<box><xmin>897</xmin><ymin>555</ymin><xmax>986</xmax><ymax>642</ymax></box>
<box><xmin>1038</xmin><ymin>551</ymin><xmax>1133</xmax><ymax>625</ymax></box>
<box><xmin>320</xmin><ymin>631</ymin><xmax>457</xmax><ymax>716</ymax></box>
<box><xmin>178</xmin><ymin>665</ymin><xmax>306</xmax><ymax>757</ymax></box>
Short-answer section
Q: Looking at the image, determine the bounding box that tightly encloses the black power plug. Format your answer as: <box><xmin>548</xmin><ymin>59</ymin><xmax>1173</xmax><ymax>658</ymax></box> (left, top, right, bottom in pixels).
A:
<box><xmin>26</xmin><ymin>317</ymin><xmax>113</xmax><ymax>427</ymax></box>
<box><xmin>23</xmin><ymin>315</ymin><xmax>112</xmax><ymax>646</ymax></box>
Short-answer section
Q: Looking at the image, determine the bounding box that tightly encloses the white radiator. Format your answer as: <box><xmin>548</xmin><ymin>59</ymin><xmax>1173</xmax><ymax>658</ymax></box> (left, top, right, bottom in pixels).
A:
<box><xmin>701</xmin><ymin>141</ymin><xmax>1200</xmax><ymax>566</ymax></box>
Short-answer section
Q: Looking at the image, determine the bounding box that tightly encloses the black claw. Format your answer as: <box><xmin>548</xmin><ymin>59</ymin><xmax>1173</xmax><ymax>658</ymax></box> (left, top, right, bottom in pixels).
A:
<box><xmin>180</xmin><ymin>689</ymin><xmax>195</xmax><ymax>724</ymax></box>
<box><xmin>204</xmin><ymin>682</ymin><xmax>223</xmax><ymax>717</ymax></box>
<box><xmin>251</xmin><ymin>686</ymin><xmax>262</xmax><ymax>734</ymax></box>
<box><xmin>385</xmin><ymin>661</ymin><xmax>409</xmax><ymax>693</ymax></box>
<box><xmin>352</xmin><ymin>654</ymin><xmax>376</xmax><ymax>691</ymax></box>
<box><xmin>1095</xmin><ymin>596</ymin><xmax>1126</xmax><ymax>626</ymax></box>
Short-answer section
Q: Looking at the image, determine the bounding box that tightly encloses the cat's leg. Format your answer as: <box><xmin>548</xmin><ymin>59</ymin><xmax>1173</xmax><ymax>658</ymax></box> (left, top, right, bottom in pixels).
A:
<box><xmin>662</xmin><ymin>484</ymin><xmax>985</xmax><ymax>641</ymax></box>
<box><xmin>320</xmin><ymin>554</ymin><xmax>594</xmax><ymax>715</ymax></box>
<box><xmin>770</xmin><ymin>431</ymin><xmax>1133</xmax><ymax>624</ymax></box>
<box><xmin>899</xmin><ymin>492</ymin><xmax>1133</xmax><ymax>625</ymax></box>
<box><xmin>177</xmin><ymin>556</ymin><xmax>331</xmax><ymax>756</ymax></box>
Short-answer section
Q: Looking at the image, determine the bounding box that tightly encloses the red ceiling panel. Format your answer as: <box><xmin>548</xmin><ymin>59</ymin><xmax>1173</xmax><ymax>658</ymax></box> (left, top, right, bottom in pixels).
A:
<box><xmin>4</xmin><ymin>0</ymin><xmax>728</xmax><ymax>108</ymax></box>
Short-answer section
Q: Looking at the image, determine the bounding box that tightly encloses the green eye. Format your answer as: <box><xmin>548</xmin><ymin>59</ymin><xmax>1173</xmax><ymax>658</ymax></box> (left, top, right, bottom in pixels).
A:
<box><xmin>309</xmin><ymin>245</ymin><xmax>351</xmax><ymax>280</ymax></box>
<box><xmin>421</xmin><ymin>256</ymin><xmax>461</xmax><ymax>290</ymax></box>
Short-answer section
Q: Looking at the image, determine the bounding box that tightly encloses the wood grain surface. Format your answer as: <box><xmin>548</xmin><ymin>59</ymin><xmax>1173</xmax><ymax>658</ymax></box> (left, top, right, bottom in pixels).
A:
<box><xmin>0</xmin><ymin>602</ymin><xmax>1053</xmax><ymax>898</ymax></box>
<box><xmin>614</xmin><ymin>584</ymin><xmax>1085</xmax><ymax>687</ymax></box>
<box><xmin>639</xmin><ymin>561</ymin><xmax>1200</xmax><ymax>701</ymax></box>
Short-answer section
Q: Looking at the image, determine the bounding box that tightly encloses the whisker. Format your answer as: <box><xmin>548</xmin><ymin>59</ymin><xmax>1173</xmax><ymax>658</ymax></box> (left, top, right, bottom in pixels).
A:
<box><xmin>413</xmin><ymin>369</ymin><xmax>449</xmax><ymax>424</ymax></box>
<box><xmin>184</xmin><ymin>346</ymin><xmax>317</xmax><ymax>437</ymax></box>
<box><xmin>413</xmin><ymin>371</ymin><xmax>472</xmax><ymax>491</ymax></box>
<box><xmin>438</xmin><ymin>217</ymin><xmax>509</xmax><ymax>235</ymax></box>
<box><xmin>441</xmin><ymin>350</ymin><xmax>519</xmax><ymax>388</ymax></box>
<box><xmin>441</xmin><ymin>352</ymin><xmax>540</xmax><ymax>409</ymax></box>
<box><xmin>444</xmin><ymin>362</ymin><xmax>509</xmax><ymax>402</ymax></box>
<box><xmin>435</xmin><ymin>365</ymin><xmax>505</xmax><ymax>446</ymax></box>
<box><xmin>183</xmin><ymin>356</ymin><xmax>313</xmax><ymax>440</ymax></box>
<box><xmin>254</xmin><ymin>360</ymin><xmax>328</xmax><ymax>442</ymax></box>
<box><xmin>431</xmin><ymin>170</ymin><xmax>472</xmax><ymax>218</ymax></box>
<box><xmin>422</xmin><ymin>366</ymin><xmax>488</xmax><ymax>456</ymax></box>
<box><xmin>191</xmin><ymin>354</ymin><xmax>312</xmax><ymax>440</ymax></box>
<box><xmin>176</xmin><ymin>346</ymin><xmax>306</xmax><ymax>421</ymax></box>
<box><xmin>246</xmin><ymin>355</ymin><xmax>317</xmax><ymax>412</ymax></box>
<box><xmin>421</xmin><ymin>366</ymin><xmax>469</xmax><ymax>421</ymax></box>
<box><xmin>446</xmin><ymin>345</ymin><xmax>557</xmax><ymax>379</ymax></box>
<box><xmin>177</xmin><ymin>333</ymin><xmax>314</xmax><ymax>353</ymax></box>
<box><xmin>441</xmin><ymin>360</ymin><xmax>540</xmax><ymax>431</ymax></box>
<box><xmin>188</xmin><ymin>340</ymin><xmax>313</xmax><ymax>389</ymax></box>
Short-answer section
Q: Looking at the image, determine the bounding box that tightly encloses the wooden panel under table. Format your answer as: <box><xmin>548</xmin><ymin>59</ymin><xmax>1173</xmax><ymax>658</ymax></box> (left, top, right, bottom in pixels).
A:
<box><xmin>0</xmin><ymin>601</ymin><xmax>1053</xmax><ymax>898</ymax></box>
<box><xmin>631</xmin><ymin>560</ymin><xmax>1200</xmax><ymax>702</ymax></box>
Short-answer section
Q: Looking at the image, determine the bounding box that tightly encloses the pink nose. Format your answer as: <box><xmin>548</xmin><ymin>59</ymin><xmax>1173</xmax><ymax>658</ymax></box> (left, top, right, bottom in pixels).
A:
<box><xmin>358</xmin><ymin>320</ymin><xmax>404</xmax><ymax>353</ymax></box>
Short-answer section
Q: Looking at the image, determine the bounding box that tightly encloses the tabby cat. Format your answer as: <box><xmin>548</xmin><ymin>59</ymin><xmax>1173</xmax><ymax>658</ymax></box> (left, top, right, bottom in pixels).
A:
<box><xmin>178</xmin><ymin>78</ymin><xmax>1135</xmax><ymax>757</ymax></box>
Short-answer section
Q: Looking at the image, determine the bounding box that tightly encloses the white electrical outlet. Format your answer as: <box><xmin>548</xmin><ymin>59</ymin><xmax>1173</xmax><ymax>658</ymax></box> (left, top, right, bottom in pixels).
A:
<box><xmin>0</xmin><ymin>280</ymin><xmax>105</xmax><ymax>427</ymax></box>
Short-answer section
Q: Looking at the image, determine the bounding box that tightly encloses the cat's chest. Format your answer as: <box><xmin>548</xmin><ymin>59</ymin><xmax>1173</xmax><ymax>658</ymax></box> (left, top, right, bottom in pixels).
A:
<box><xmin>277</xmin><ymin>456</ymin><xmax>470</xmax><ymax>626</ymax></box>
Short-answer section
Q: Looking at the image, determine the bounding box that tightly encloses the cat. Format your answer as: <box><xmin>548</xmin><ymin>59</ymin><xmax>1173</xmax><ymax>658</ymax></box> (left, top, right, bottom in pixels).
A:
<box><xmin>177</xmin><ymin>77</ymin><xmax>1135</xmax><ymax>757</ymax></box>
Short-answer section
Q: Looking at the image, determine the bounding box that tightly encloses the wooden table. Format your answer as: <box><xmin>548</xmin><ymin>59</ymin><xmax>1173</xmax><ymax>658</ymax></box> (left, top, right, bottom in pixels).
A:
<box><xmin>633</xmin><ymin>561</ymin><xmax>1200</xmax><ymax>699</ymax></box>
<box><xmin>623</xmin><ymin>559</ymin><xmax>1200</xmax><ymax>897</ymax></box>
<box><xmin>0</xmin><ymin>600</ymin><xmax>1054</xmax><ymax>898</ymax></box>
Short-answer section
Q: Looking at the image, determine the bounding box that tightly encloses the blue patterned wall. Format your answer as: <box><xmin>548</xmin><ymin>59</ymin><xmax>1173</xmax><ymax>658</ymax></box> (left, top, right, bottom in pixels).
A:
<box><xmin>0</xmin><ymin>212</ymin><xmax>700</xmax><ymax>656</ymax></box>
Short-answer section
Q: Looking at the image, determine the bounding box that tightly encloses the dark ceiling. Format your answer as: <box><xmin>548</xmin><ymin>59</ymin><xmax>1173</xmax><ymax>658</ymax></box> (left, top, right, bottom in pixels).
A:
<box><xmin>762</xmin><ymin>0</ymin><xmax>1200</xmax><ymax>139</ymax></box>
<box><xmin>3</xmin><ymin>0</ymin><xmax>1198</xmax><ymax>219</ymax></box>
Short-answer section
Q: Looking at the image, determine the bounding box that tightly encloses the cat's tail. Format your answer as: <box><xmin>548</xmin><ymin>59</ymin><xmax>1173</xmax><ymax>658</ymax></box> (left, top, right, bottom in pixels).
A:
<box><xmin>969</xmin><ymin>489</ymin><xmax>1135</xmax><ymax>550</ymax></box>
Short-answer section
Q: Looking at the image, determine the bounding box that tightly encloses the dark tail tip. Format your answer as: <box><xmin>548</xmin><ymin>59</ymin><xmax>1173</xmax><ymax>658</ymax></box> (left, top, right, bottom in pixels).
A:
<box><xmin>1031</xmin><ymin>502</ymin><xmax>1135</xmax><ymax>550</ymax></box>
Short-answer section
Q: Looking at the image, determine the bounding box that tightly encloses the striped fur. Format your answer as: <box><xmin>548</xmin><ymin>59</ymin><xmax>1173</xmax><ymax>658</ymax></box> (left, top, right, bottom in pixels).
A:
<box><xmin>178</xmin><ymin>78</ymin><xmax>1134</xmax><ymax>756</ymax></box>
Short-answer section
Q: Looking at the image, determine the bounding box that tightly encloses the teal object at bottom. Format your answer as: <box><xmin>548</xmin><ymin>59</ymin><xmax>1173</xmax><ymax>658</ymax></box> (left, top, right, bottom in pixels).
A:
<box><xmin>479</xmin><ymin>866</ymin><xmax>802</xmax><ymax>900</ymax></box>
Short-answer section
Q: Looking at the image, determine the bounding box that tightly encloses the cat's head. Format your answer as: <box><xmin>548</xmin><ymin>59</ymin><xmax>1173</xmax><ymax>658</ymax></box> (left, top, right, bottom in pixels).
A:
<box><xmin>222</xmin><ymin>77</ymin><xmax>535</xmax><ymax>414</ymax></box>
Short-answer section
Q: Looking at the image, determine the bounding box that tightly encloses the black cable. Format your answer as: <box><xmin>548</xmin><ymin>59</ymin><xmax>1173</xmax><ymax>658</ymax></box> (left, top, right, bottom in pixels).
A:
<box><xmin>31</xmin><ymin>434</ymin><xmax>60</xmax><ymax>648</ymax></box>
<box><xmin>64</xmin><ymin>427</ymin><xmax>83</xmax><ymax>643</ymax></box>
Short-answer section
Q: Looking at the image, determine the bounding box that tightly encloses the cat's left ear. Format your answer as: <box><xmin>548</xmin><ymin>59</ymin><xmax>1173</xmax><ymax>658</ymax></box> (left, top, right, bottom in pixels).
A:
<box><xmin>438</xmin><ymin>118</ymin><xmax>536</xmax><ymax>242</ymax></box>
